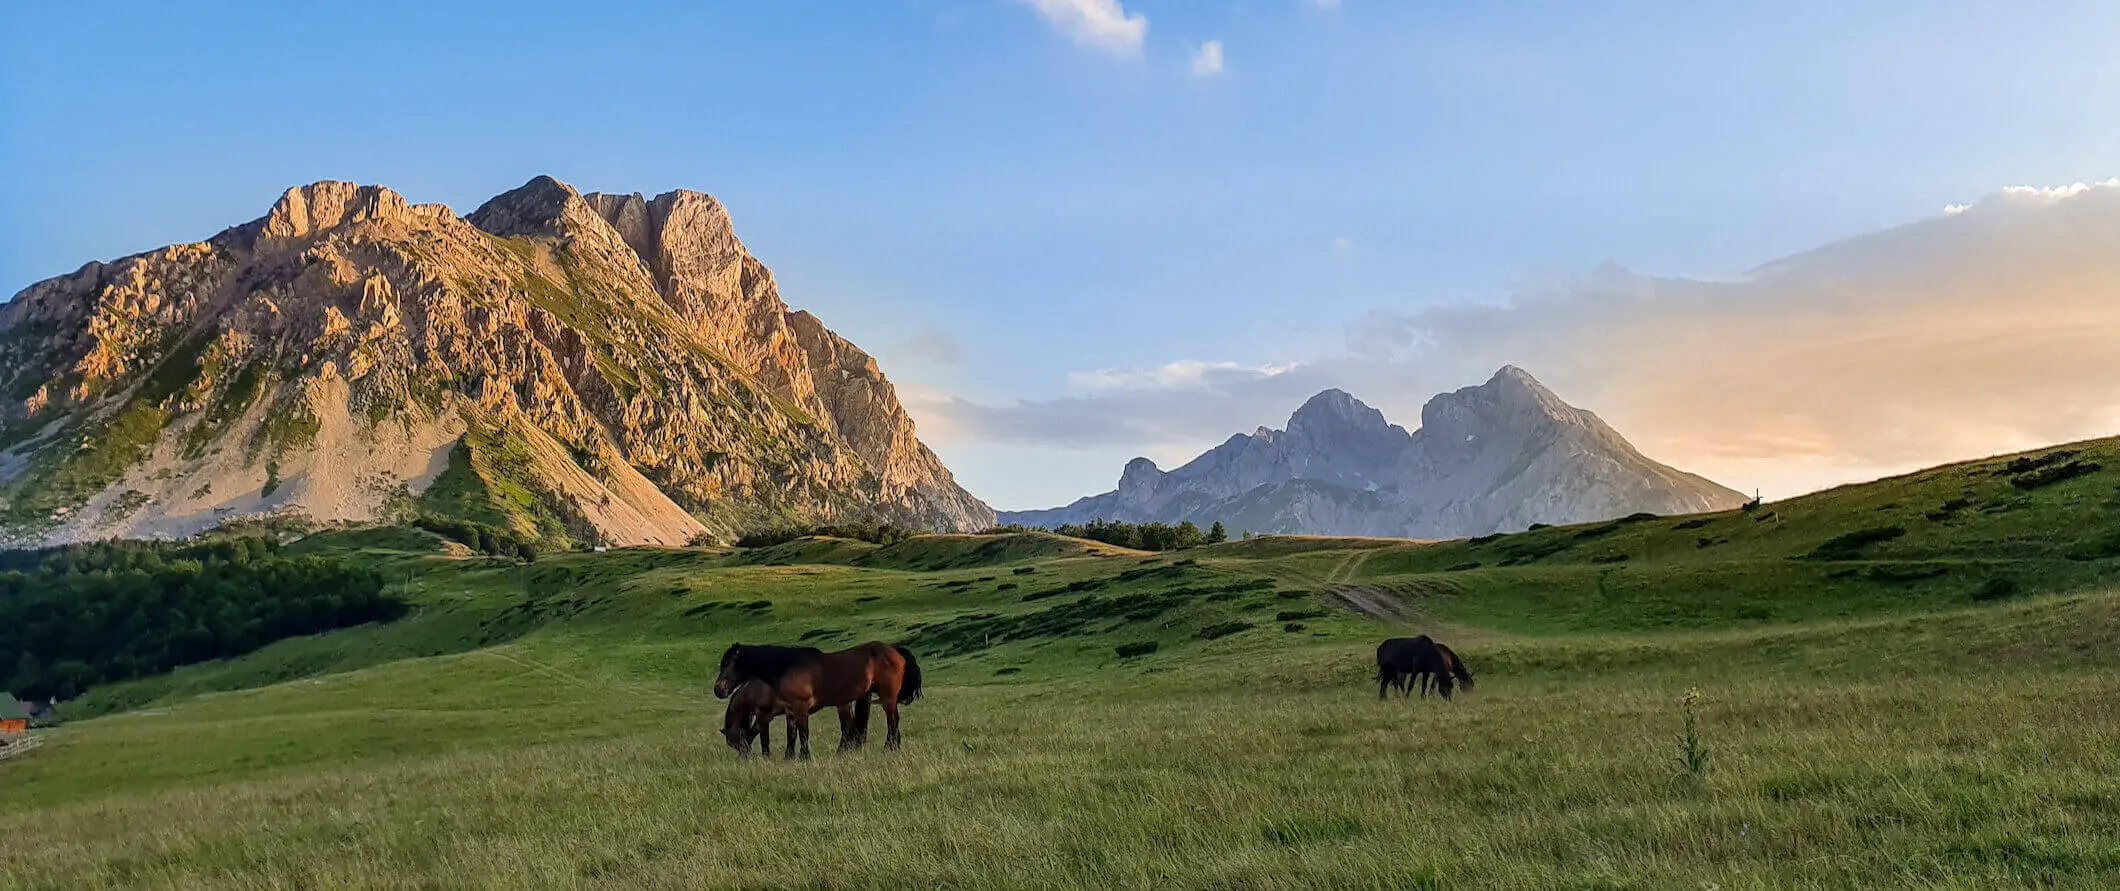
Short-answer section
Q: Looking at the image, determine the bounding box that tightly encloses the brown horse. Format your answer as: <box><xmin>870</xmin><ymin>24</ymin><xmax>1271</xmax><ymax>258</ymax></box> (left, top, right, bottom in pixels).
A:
<box><xmin>1375</xmin><ymin>636</ymin><xmax>1476</xmax><ymax>701</ymax></box>
<box><xmin>721</xmin><ymin>679</ymin><xmax>786</xmax><ymax>758</ymax></box>
<box><xmin>714</xmin><ymin>641</ymin><xmax>923</xmax><ymax>759</ymax></box>
<box><xmin>1430</xmin><ymin>641</ymin><xmax>1476</xmax><ymax>700</ymax></box>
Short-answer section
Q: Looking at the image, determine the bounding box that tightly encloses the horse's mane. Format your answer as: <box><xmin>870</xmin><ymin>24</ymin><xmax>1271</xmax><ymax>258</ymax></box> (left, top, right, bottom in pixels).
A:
<box><xmin>725</xmin><ymin>643</ymin><xmax>825</xmax><ymax>685</ymax></box>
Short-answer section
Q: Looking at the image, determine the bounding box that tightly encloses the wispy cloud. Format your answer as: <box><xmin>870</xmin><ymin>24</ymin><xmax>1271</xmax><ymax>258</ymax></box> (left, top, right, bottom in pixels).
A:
<box><xmin>1189</xmin><ymin>40</ymin><xmax>1225</xmax><ymax>76</ymax></box>
<box><xmin>1067</xmin><ymin>359</ymin><xmax>1293</xmax><ymax>392</ymax></box>
<box><xmin>1024</xmin><ymin>0</ymin><xmax>1147</xmax><ymax>55</ymax></box>
<box><xmin>892</xmin><ymin>327</ymin><xmax>965</xmax><ymax>365</ymax></box>
<box><xmin>922</xmin><ymin>180</ymin><xmax>2120</xmax><ymax>499</ymax></box>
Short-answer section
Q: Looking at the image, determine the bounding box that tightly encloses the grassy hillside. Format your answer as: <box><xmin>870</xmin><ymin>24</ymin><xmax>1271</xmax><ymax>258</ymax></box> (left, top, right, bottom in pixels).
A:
<box><xmin>2</xmin><ymin>439</ymin><xmax>2118</xmax><ymax>886</ymax></box>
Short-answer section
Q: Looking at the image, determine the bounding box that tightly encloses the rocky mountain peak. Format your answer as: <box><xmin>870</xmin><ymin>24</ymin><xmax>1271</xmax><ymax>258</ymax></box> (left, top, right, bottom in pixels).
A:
<box><xmin>464</xmin><ymin>174</ymin><xmax>605</xmax><ymax>241</ymax></box>
<box><xmin>0</xmin><ymin>175</ymin><xmax>993</xmax><ymax>546</ymax></box>
<box><xmin>1288</xmin><ymin>388</ymin><xmax>1394</xmax><ymax>437</ymax></box>
<box><xmin>1419</xmin><ymin>364</ymin><xmax>1584</xmax><ymax>440</ymax></box>
<box><xmin>999</xmin><ymin>365</ymin><xmax>1744</xmax><ymax>537</ymax></box>
<box><xmin>256</xmin><ymin>181</ymin><xmax>446</xmax><ymax>246</ymax></box>
<box><xmin>1117</xmin><ymin>457</ymin><xmax>1164</xmax><ymax>503</ymax></box>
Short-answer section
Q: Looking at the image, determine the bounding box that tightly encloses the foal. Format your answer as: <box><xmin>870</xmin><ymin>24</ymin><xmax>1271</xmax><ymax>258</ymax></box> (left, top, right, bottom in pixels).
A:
<box><xmin>721</xmin><ymin>679</ymin><xmax>791</xmax><ymax>758</ymax></box>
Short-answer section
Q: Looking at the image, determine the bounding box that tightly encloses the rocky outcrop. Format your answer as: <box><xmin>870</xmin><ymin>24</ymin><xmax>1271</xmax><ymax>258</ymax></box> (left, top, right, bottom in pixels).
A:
<box><xmin>1000</xmin><ymin>367</ymin><xmax>1745</xmax><ymax>538</ymax></box>
<box><xmin>0</xmin><ymin>176</ymin><xmax>991</xmax><ymax>545</ymax></box>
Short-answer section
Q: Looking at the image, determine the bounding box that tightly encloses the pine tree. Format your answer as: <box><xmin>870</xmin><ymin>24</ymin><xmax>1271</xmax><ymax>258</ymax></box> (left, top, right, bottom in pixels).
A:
<box><xmin>1207</xmin><ymin>521</ymin><xmax>1228</xmax><ymax>544</ymax></box>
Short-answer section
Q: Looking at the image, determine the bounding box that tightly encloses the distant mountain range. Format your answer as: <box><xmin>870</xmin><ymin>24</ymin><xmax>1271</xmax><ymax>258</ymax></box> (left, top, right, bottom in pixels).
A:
<box><xmin>999</xmin><ymin>366</ymin><xmax>1747</xmax><ymax>538</ymax></box>
<box><xmin>0</xmin><ymin>176</ymin><xmax>992</xmax><ymax>546</ymax></box>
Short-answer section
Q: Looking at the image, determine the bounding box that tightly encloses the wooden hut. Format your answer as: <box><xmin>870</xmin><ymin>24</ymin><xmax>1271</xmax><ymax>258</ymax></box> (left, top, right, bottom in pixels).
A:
<box><xmin>0</xmin><ymin>695</ymin><xmax>26</xmax><ymax>735</ymax></box>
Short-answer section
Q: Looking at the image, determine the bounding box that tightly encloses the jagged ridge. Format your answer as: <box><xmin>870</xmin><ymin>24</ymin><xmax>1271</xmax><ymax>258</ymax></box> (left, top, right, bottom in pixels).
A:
<box><xmin>998</xmin><ymin>366</ymin><xmax>1746</xmax><ymax>537</ymax></box>
<box><xmin>0</xmin><ymin>176</ymin><xmax>992</xmax><ymax>545</ymax></box>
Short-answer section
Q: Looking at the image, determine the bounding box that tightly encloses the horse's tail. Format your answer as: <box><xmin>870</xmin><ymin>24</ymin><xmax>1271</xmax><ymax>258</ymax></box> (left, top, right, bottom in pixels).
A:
<box><xmin>893</xmin><ymin>645</ymin><xmax>924</xmax><ymax>704</ymax></box>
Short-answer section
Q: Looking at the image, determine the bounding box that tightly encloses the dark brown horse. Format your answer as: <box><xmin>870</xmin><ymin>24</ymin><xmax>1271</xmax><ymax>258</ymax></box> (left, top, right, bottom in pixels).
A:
<box><xmin>1375</xmin><ymin>636</ymin><xmax>1476</xmax><ymax>701</ymax></box>
<box><xmin>714</xmin><ymin>641</ymin><xmax>923</xmax><ymax>759</ymax></box>
<box><xmin>721</xmin><ymin>679</ymin><xmax>786</xmax><ymax>758</ymax></box>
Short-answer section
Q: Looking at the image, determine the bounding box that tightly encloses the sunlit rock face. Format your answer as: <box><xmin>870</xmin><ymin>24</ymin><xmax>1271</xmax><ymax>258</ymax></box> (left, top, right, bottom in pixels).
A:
<box><xmin>0</xmin><ymin>176</ymin><xmax>991</xmax><ymax>545</ymax></box>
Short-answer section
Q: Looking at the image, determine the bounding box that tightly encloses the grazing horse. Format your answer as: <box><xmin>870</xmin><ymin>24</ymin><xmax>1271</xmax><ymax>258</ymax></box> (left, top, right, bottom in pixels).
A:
<box><xmin>721</xmin><ymin>679</ymin><xmax>788</xmax><ymax>758</ymax></box>
<box><xmin>714</xmin><ymin>641</ymin><xmax>924</xmax><ymax>759</ymax></box>
<box><xmin>1430</xmin><ymin>641</ymin><xmax>1476</xmax><ymax>700</ymax></box>
<box><xmin>1375</xmin><ymin>636</ymin><xmax>1476</xmax><ymax>701</ymax></box>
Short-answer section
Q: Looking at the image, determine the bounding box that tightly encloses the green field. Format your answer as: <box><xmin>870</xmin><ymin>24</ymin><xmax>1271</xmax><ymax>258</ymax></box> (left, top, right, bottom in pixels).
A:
<box><xmin>4</xmin><ymin>439</ymin><xmax>2119</xmax><ymax>887</ymax></box>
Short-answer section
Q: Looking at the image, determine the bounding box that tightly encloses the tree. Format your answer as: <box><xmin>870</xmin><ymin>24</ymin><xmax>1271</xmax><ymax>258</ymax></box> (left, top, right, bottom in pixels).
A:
<box><xmin>1207</xmin><ymin>522</ymin><xmax>1228</xmax><ymax>544</ymax></box>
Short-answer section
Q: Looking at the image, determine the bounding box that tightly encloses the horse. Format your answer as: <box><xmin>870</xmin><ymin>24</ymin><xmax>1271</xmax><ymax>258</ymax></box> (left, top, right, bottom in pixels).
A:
<box><xmin>1375</xmin><ymin>636</ymin><xmax>1427</xmax><ymax>699</ymax></box>
<box><xmin>1375</xmin><ymin>636</ymin><xmax>1476</xmax><ymax>701</ymax></box>
<box><xmin>714</xmin><ymin>641</ymin><xmax>923</xmax><ymax>759</ymax></box>
<box><xmin>1431</xmin><ymin>641</ymin><xmax>1476</xmax><ymax>700</ymax></box>
<box><xmin>721</xmin><ymin>678</ymin><xmax>788</xmax><ymax>758</ymax></box>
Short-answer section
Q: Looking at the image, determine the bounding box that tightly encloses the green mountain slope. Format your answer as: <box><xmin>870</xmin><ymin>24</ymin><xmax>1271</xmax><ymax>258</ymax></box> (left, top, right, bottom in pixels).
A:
<box><xmin>3</xmin><ymin>437</ymin><xmax>2118</xmax><ymax>886</ymax></box>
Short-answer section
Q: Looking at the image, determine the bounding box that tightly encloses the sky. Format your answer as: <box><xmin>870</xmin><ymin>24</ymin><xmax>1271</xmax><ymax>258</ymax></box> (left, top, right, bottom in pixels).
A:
<box><xmin>5</xmin><ymin>1</ymin><xmax>2119</xmax><ymax>510</ymax></box>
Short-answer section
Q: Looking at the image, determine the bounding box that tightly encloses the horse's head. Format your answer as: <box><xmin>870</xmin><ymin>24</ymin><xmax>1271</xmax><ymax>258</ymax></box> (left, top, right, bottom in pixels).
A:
<box><xmin>713</xmin><ymin>644</ymin><xmax>744</xmax><ymax>699</ymax></box>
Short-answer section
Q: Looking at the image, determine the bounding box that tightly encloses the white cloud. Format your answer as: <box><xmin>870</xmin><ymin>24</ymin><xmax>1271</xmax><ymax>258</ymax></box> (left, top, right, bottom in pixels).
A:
<box><xmin>1189</xmin><ymin>40</ymin><xmax>1225</xmax><ymax>76</ymax></box>
<box><xmin>1332</xmin><ymin>236</ymin><xmax>1355</xmax><ymax>256</ymax></box>
<box><xmin>1024</xmin><ymin>0</ymin><xmax>1147</xmax><ymax>55</ymax></box>
<box><xmin>928</xmin><ymin>179</ymin><xmax>2120</xmax><ymax>500</ymax></box>
<box><xmin>1308</xmin><ymin>0</ymin><xmax>1343</xmax><ymax>9</ymax></box>
<box><xmin>1067</xmin><ymin>359</ymin><xmax>1295</xmax><ymax>393</ymax></box>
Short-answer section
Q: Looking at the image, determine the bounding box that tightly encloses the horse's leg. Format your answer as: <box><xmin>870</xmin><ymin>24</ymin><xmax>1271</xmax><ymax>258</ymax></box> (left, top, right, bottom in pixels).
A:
<box><xmin>837</xmin><ymin>703</ymin><xmax>858</xmax><ymax>753</ymax></box>
<box><xmin>883</xmin><ymin>697</ymin><xmax>903</xmax><ymax>750</ymax></box>
<box><xmin>1378</xmin><ymin>669</ymin><xmax>1391</xmax><ymax>700</ymax></box>
<box><xmin>756</xmin><ymin>714</ymin><xmax>771</xmax><ymax>757</ymax></box>
<box><xmin>854</xmin><ymin>699</ymin><xmax>872</xmax><ymax>748</ymax></box>
<box><xmin>783</xmin><ymin>714</ymin><xmax>797</xmax><ymax>760</ymax></box>
<box><xmin>796</xmin><ymin>710</ymin><xmax>812</xmax><ymax>761</ymax></box>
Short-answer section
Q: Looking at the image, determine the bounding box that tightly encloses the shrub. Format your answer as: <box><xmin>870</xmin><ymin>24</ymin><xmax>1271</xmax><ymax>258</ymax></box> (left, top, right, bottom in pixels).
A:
<box><xmin>1115</xmin><ymin>641</ymin><xmax>1159</xmax><ymax>658</ymax></box>
<box><xmin>734</xmin><ymin>522</ymin><xmax>914</xmax><ymax>548</ymax></box>
<box><xmin>1196</xmin><ymin>621</ymin><xmax>1253</xmax><ymax>640</ymax></box>
<box><xmin>1677</xmin><ymin>687</ymin><xmax>1711</xmax><ymax>785</ymax></box>
<box><xmin>2009</xmin><ymin>460</ymin><xmax>2102</xmax><ymax>491</ymax></box>
<box><xmin>1804</xmin><ymin>525</ymin><xmax>1906</xmax><ymax>560</ymax></box>
<box><xmin>1972</xmin><ymin>577</ymin><xmax>2021</xmax><ymax>601</ymax></box>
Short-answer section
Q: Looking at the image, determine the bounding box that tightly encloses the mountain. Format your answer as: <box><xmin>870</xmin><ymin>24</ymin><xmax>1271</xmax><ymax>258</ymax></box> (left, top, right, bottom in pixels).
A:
<box><xmin>0</xmin><ymin>177</ymin><xmax>992</xmax><ymax>545</ymax></box>
<box><xmin>999</xmin><ymin>366</ymin><xmax>1746</xmax><ymax>537</ymax></box>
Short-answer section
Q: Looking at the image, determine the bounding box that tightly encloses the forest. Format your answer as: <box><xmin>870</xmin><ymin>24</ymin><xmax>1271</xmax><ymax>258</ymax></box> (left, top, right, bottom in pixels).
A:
<box><xmin>0</xmin><ymin>538</ymin><xmax>403</xmax><ymax>701</ymax></box>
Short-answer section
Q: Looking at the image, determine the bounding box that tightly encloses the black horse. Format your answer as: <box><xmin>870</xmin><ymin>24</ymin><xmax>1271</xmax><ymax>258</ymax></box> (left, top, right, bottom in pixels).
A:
<box><xmin>1375</xmin><ymin>636</ymin><xmax>1476</xmax><ymax>700</ymax></box>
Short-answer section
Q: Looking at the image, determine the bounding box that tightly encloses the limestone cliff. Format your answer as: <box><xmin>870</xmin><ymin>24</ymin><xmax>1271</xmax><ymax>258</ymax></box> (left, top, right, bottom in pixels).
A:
<box><xmin>0</xmin><ymin>176</ymin><xmax>992</xmax><ymax>545</ymax></box>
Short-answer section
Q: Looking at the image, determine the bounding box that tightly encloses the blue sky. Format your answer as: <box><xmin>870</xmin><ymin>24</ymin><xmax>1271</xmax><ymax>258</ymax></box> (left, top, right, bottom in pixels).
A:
<box><xmin>6</xmin><ymin>1</ymin><xmax>2119</xmax><ymax>509</ymax></box>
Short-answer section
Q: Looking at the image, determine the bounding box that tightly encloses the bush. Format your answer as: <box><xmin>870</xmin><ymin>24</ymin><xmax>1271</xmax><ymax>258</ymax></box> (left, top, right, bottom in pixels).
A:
<box><xmin>1972</xmin><ymin>577</ymin><xmax>2021</xmax><ymax>601</ymax></box>
<box><xmin>2009</xmin><ymin>460</ymin><xmax>2102</xmax><ymax>491</ymax></box>
<box><xmin>1115</xmin><ymin>641</ymin><xmax>1159</xmax><ymax>658</ymax></box>
<box><xmin>999</xmin><ymin>519</ymin><xmax>1224</xmax><ymax>551</ymax></box>
<box><xmin>413</xmin><ymin>516</ymin><xmax>538</xmax><ymax>560</ymax></box>
<box><xmin>734</xmin><ymin>522</ymin><xmax>914</xmax><ymax>548</ymax></box>
<box><xmin>1196</xmin><ymin>621</ymin><xmax>1253</xmax><ymax>640</ymax></box>
<box><xmin>1804</xmin><ymin>525</ymin><xmax>1906</xmax><ymax>560</ymax></box>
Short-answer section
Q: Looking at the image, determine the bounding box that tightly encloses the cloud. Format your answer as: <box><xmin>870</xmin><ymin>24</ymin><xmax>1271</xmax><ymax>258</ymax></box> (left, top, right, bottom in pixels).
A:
<box><xmin>924</xmin><ymin>180</ymin><xmax>2120</xmax><ymax>499</ymax></box>
<box><xmin>1024</xmin><ymin>0</ymin><xmax>1147</xmax><ymax>55</ymax></box>
<box><xmin>1331</xmin><ymin>236</ymin><xmax>1355</xmax><ymax>256</ymax></box>
<box><xmin>1307</xmin><ymin>0</ymin><xmax>1343</xmax><ymax>9</ymax></box>
<box><xmin>1189</xmin><ymin>40</ymin><xmax>1225</xmax><ymax>76</ymax></box>
<box><xmin>892</xmin><ymin>327</ymin><xmax>964</xmax><ymax>365</ymax></box>
<box><xmin>1067</xmin><ymin>359</ymin><xmax>1294</xmax><ymax>392</ymax></box>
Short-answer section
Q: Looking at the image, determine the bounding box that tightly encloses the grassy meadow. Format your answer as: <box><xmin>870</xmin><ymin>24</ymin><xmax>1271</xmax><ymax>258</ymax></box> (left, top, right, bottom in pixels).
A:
<box><xmin>3</xmin><ymin>439</ymin><xmax>2120</xmax><ymax>887</ymax></box>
